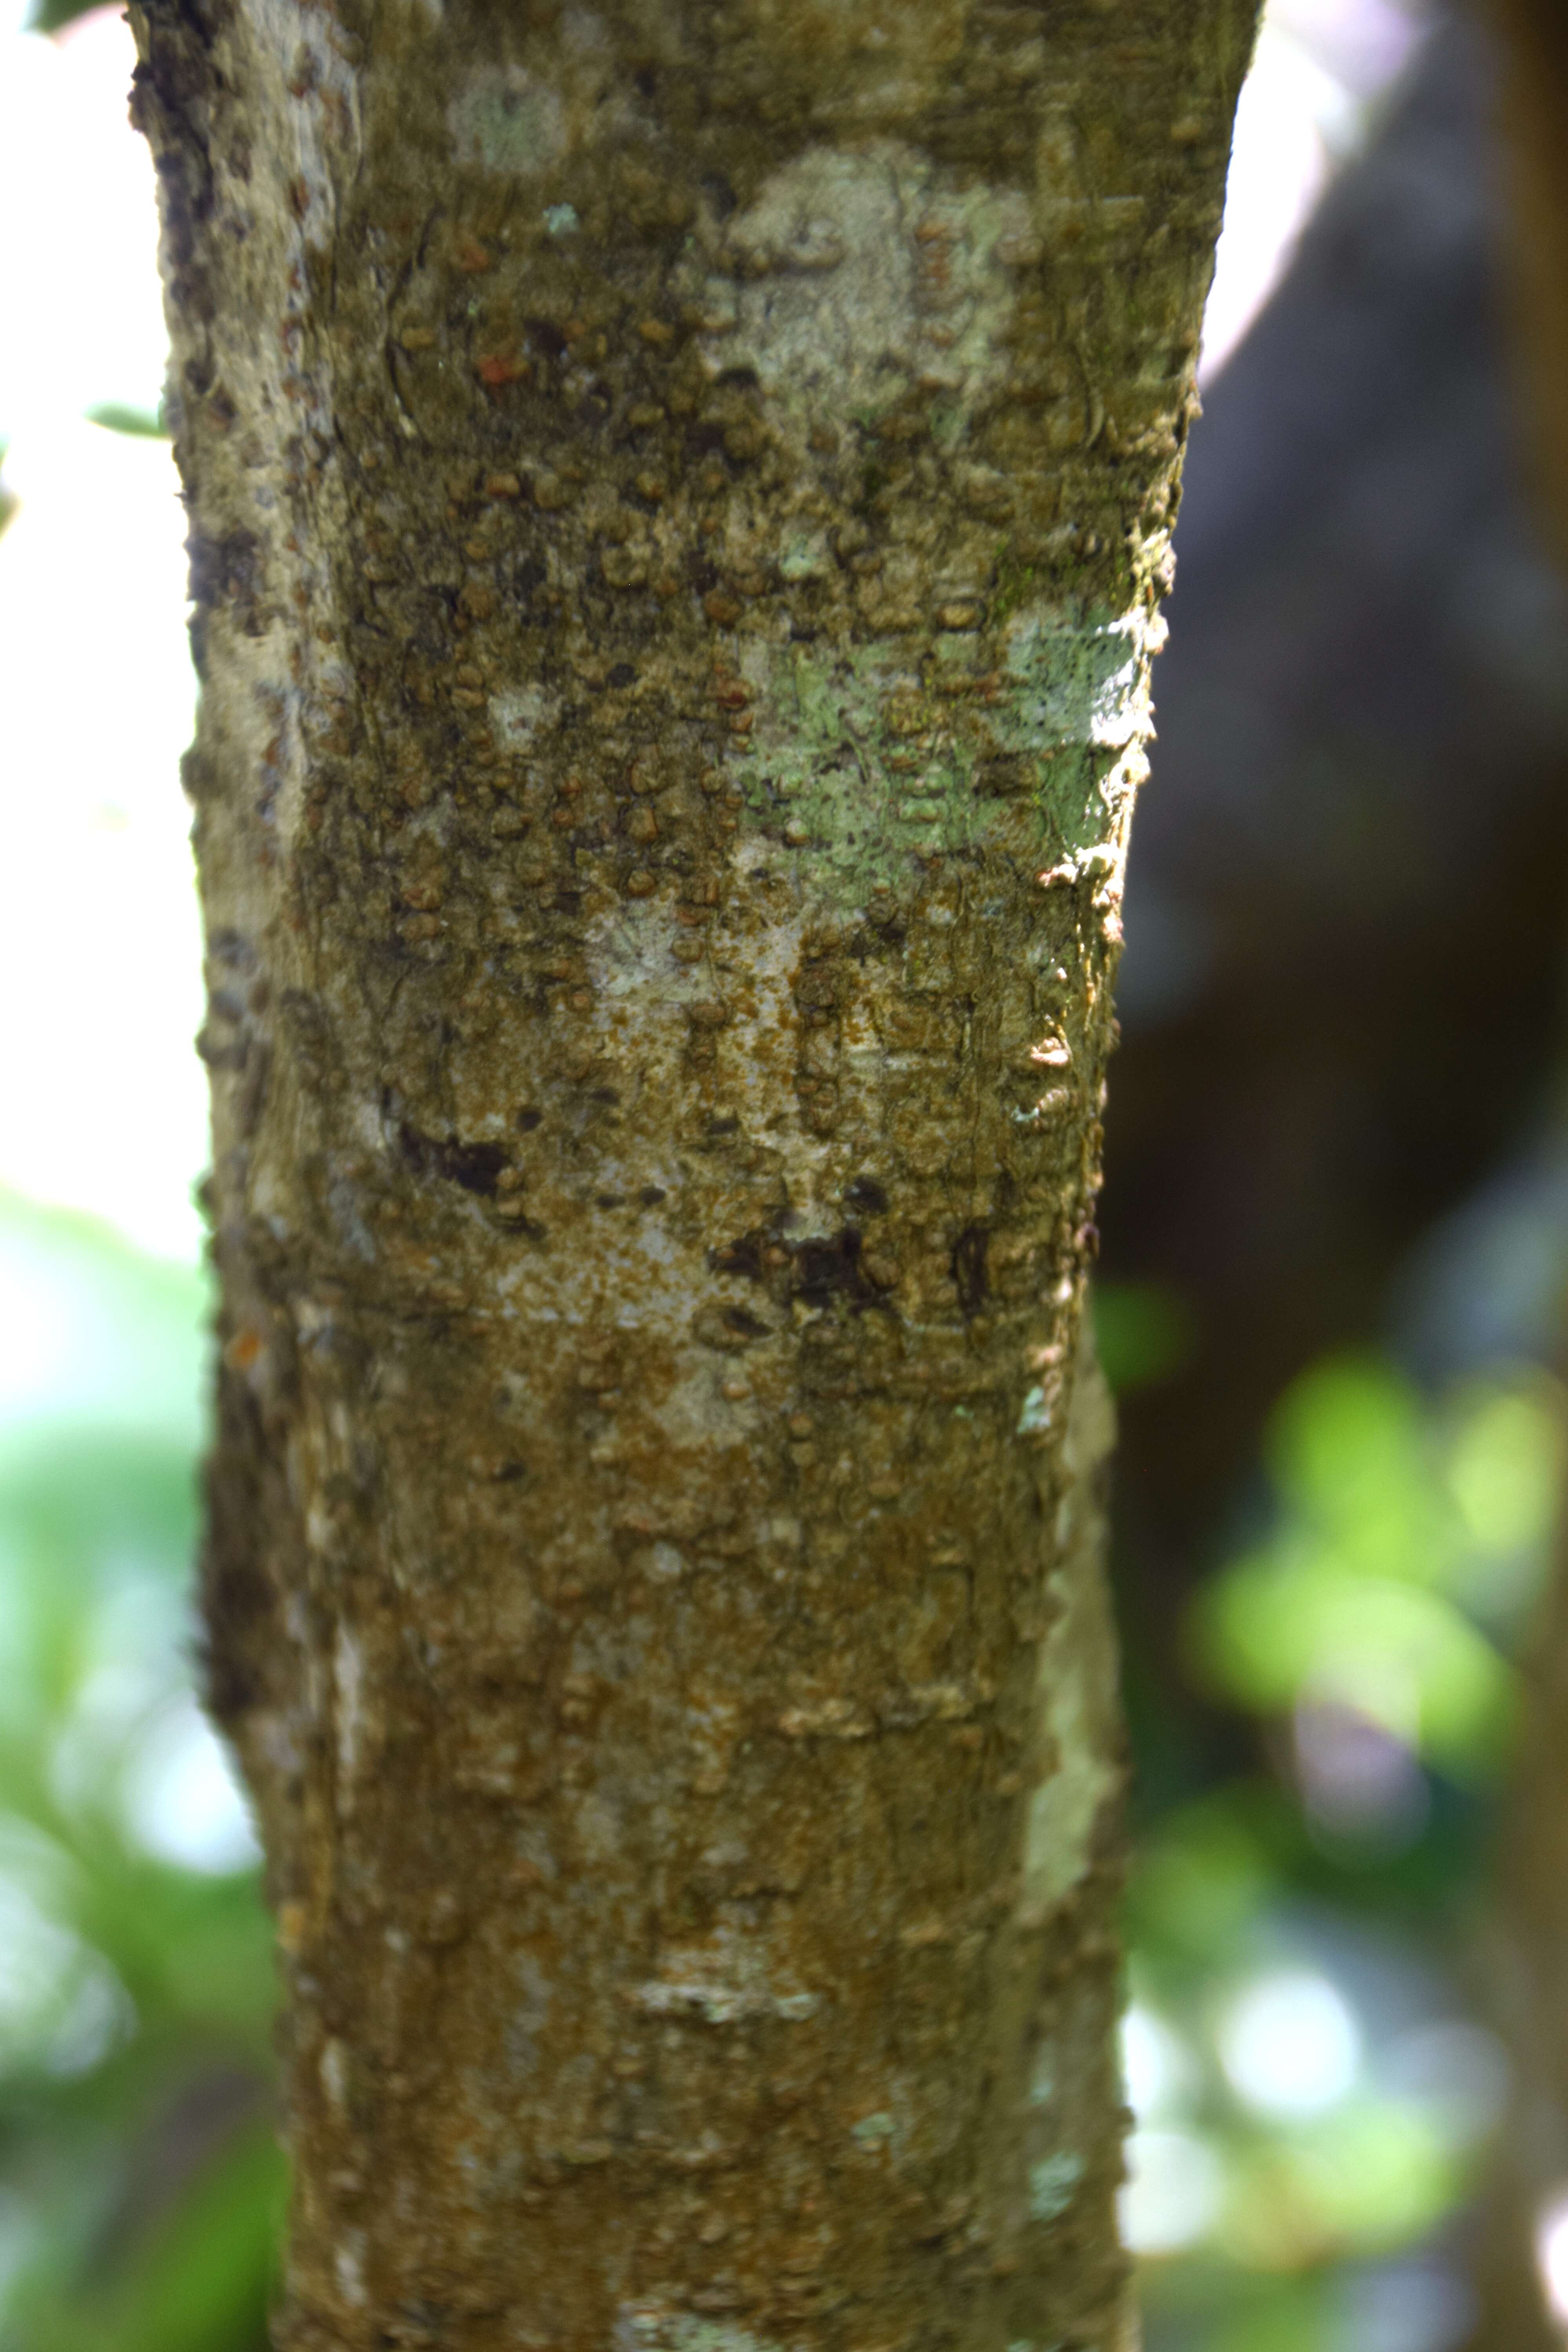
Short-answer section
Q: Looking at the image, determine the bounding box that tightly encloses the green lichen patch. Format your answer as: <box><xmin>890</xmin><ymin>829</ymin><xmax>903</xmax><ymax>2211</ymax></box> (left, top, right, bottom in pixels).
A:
<box><xmin>996</xmin><ymin>607</ymin><xmax>1151</xmax><ymax>755</ymax></box>
<box><xmin>727</xmin><ymin>606</ymin><xmax>1150</xmax><ymax>906</ymax></box>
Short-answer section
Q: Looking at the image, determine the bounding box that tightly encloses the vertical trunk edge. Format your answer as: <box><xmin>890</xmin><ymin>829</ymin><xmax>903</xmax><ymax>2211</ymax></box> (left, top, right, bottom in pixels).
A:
<box><xmin>129</xmin><ymin>4</ymin><xmax>1256</xmax><ymax>2346</ymax></box>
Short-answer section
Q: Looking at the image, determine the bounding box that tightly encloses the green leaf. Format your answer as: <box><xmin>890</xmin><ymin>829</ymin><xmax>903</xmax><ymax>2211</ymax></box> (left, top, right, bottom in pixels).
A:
<box><xmin>1193</xmin><ymin>1558</ymin><xmax>1514</xmax><ymax>1775</ymax></box>
<box><xmin>9</xmin><ymin>2121</ymin><xmax>283</xmax><ymax>2352</ymax></box>
<box><xmin>0</xmin><ymin>1189</ymin><xmax>208</xmax><ymax>1459</ymax></box>
<box><xmin>23</xmin><ymin>0</ymin><xmax>111</xmax><ymax>32</ymax></box>
<box><xmin>84</xmin><ymin>406</ymin><xmax>170</xmax><ymax>442</ymax></box>
<box><xmin>112</xmin><ymin>2123</ymin><xmax>284</xmax><ymax>2352</ymax></box>
<box><xmin>1125</xmin><ymin>1786</ymin><xmax>1278</xmax><ymax>1970</ymax></box>
<box><xmin>0</xmin><ymin>1431</ymin><xmax>198</xmax><ymax>1585</ymax></box>
<box><xmin>1446</xmin><ymin>1378</ymin><xmax>1564</xmax><ymax>1557</ymax></box>
<box><xmin>1093</xmin><ymin>1279</ymin><xmax>1196</xmax><ymax>1394</ymax></box>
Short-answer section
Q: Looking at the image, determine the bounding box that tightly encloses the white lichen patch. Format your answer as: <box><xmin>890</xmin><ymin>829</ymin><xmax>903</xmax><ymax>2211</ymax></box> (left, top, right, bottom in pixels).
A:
<box><xmin>778</xmin><ymin>529</ymin><xmax>832</xmax><ymax>581</ymax></box>
<box><xmin>1028</xmin><ymin>2150</ymin><xmax>1083</xmax><ymax>2222</ymax></box>
<box><xmin>1016</xmin><ymin>1385</ymin><xmax>1052</xmax><ymax>1436</ymax></box>
<box><xmin>450</xmin><ymin>69</ymin><xmax>565</xmax><ymax>173</ymax></box>
<box><xmin>573</xmin><ymin>1791</ymin><xmax>626</xmax><ymax>1864</ymax></box>
<box><xmin>319</xmin><ymin>2034</ymin><xmax>350</xmax><ymax>2112</ymax></box>
<box><xmin>619</xmin><ymin>2316</ymin><xmax>787</xmax><ymax>2352</ymax></box>
<box><xmin>489</xmin><ymin>683</ymin><xmax>553</xmax><ymax>746</ymax></box>
<box><xmin>504</xmin><ymin>1955</ymin><xmax>553</xmax><ymax>2083</ymax></box>
<box><xmin>560</xmin><ymin>6</ymin><xmax>606</xmax><ymax>54</ymax></box>
<box><xmin>999</xmin><ymin>608</ymin><xmax>1153</xmax><ymax>753</ymax></box>
<box><xmin>633</xmin><ymin>1932</ymin><xmax>820</xmax><ymax>2026</ymax></box>
<box><xmin>334</xmin><ymin>1621</ymin><xmax>365</xmax><ymax>1782</ymax></box>
<box><xmin>334</xmin><ymin>2230</ymin><xmax>368</xmax><ymax>2307</ymax></box>
<box><xmin>585</xmin><ymin>895</ymin><xmax>720</xmax><ymax>1008</ymax></box>
<box><xmin>777</xmin><ymin>1694</ymin><xmax>873</xmax><ymax>1740</ymax></box>
<box><xmin>699</xmin><ymin>143</ymin><xmax>1034</xmax><ymax>445</ymax></box>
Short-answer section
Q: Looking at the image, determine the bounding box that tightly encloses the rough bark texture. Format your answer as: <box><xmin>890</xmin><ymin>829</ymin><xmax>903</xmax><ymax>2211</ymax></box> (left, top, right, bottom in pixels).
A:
<box><xmin>128</xmin><ymin>5</ymin><xmax>1254</xmax><ymax>2347</ymax></box>
<box><xmin>1464</xmin><ymin>1508</ymin><xmax>1568</xmax><ymax>2352</ymax></box>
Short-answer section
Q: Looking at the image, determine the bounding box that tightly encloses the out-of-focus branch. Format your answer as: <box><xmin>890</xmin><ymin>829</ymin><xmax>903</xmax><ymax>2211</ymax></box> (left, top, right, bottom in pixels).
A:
<box><xmin>1457</xmin><ymin>9</ymin><xmax>1568</xmax><ymax>2345</ymax></box>
<box><xmin>1487</xmin><ymin>0</ymin><xmax>1568</xmax><ymax>560</ymax></box>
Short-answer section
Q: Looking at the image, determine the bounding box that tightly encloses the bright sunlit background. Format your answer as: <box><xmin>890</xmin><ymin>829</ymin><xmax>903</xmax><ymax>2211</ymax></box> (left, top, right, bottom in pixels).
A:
<box><xmin>1</xmin><ymin>2</ymin><xmax>1559</xmax><ymax>2348</ymax></box>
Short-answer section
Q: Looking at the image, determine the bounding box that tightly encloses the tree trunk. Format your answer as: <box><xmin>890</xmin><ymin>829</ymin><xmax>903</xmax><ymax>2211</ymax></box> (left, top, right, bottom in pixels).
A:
<box><xmin>1485</xmin><ymin>0</ymin><xmax>1568</xmax><ymax>567</ymax></box>
<box><xmin>128</xmin><ymin>5</ymin><xmax>1255</xmax><ymax>2346</ymax></box>
<box><xmin>1465</xmin><ymin>1515</ymin><xmax>1568</xmax><ymax>2351</ymax></box>
<box><xmin>1445</xmin><ymin>6</ymin><xmax>1568</xmax><ymax>2346</ymax></box>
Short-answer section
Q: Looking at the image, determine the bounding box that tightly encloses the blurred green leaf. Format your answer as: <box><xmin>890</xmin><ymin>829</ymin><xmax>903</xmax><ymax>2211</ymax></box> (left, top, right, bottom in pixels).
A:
<box><xmin>0</xmin><ymin>1197</ymin><xmax>279</xmax><ymax>2350</ymax></box>
<box><xmin>1213</xmin><ymin>2289</ymin><xmax>1330</xmax><ymax>2352</ymax></box>
<box><xmin>1140</xmin><ymin>2257</ymin><xmax>1335</xmax><ymax>2352</ymax></box>
<box><xmin>1193</xmin><ymin>1557</ymin><xmax>1514</xmax><ymax>1775</ymax></box>
<box><xmin>1224</xmin><ymin>2102</ymin><xmax>1460</xmax><ymax>2269</ymax></box>
<box><xmin>0</xmin><ymin>1433</ymin><xmax>196</xmax><ymax>1570</ymax></box>
<box><xmin>1126</xmin><ymin>1787</ymin><xmax>1279</xmax><ymax>1972</ymax></box>
<box><xmin>1094</xmin><ymin>1280</ymin><xmax>1197</xmax><ymax>1394</ymax></box>
<box><xmin>1122</xmin><ymin>1346</ymin><xmax>1553</xmax><ymax>2343</ymax></box>
<box><xmin>1265</xmin><ymin>1359</ymin><xmax>1452</xmax><ymax>1587</ymax></box>
<box><xmin>1180</xmin><ymin>1354</ymin><xmax>1562</xmax><ymax>1780</ymax></box>
<box><xmin>7</xmin><ymin>2121</ymin><xmax>282</xmax><ymax>2352</ymax></box>
<box><xmin>22</xmin><ymin>0</ymin><xmax>111</xmax><ymax>32</ymax></box>
<box><xmin>1446</xmin><ymin>1383</ymin><xmax>1561</xmax><ymax>1549</ymax></box>
<box><xmin>84</xmin><ymin>406</ymin><xmax>169</xmax><ymax>442</ymax></box>
<box><xmin>0</xmin><ymin>1190</ymin><xmax>208</xmax><ymax>1458</ymax></box>
<box><xmin>112</xmin><ymin>2123</ymin><xmax>282</xmax><ymax>2352</ymax></box>
<box><xmin>1269</xmin><ymin>1359</ymin><xmax>1424</xmax><ymax>1514</ymax></box>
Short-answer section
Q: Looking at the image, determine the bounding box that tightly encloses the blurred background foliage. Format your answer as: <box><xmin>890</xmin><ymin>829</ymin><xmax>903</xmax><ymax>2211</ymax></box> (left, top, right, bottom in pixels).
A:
<box><xmin>3</xmin><ymin>0</ymin><xmax>1568</xmax><ymax>2347</ymax></box>
<box><xmin>0</xmin><ymin>1195</ymin><xmax>277</xmax><ymax>2351</ymax></box>
<box><xmin>1114</xmin><ymin>1343</ymin><xmax>1561</xmax><ymax>2352</ymax></box>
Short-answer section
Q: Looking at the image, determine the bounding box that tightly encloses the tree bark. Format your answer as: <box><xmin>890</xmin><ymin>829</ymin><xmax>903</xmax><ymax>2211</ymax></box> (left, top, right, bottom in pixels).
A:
<box><xmin>1443</xmin><ymin>7</ymin><xmax>1568</xmax><ymax>2346</ymax></box>
<box><xmin>1464</xmin><ymin>1511</ymin><xmax>1568</xmax><ymax>2352</ymax></box>
<box><xmin>1485</xmin><ymin>0</ymin><xmax>1568</xmax><ymax>568</ymax></box>
<box><xmin>129</xmin><ymin>5</ymin><xmax>1255</xmax><ymax>2346</ymax></box>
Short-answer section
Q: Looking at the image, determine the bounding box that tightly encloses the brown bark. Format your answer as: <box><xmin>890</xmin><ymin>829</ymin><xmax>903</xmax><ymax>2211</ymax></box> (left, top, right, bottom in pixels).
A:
<box><xmin>1464</xmin><ymin>1499</ymin><xmax>1568</xmax><ymax>2351</ymax></box>
<box><xmin>129</xmin><ymin>4</ymin><xmax>1256</xmax><ymax>2347</ymax></box>
<box><xmin>1448</xmin><ymin>7</ymin><xmax>1568</xmax><ymax>2346</ymax></box>
<box><xmin>1486</xmin><ymin>0</ymin><xmax>1568</xmax><ymax>565</ymax></box>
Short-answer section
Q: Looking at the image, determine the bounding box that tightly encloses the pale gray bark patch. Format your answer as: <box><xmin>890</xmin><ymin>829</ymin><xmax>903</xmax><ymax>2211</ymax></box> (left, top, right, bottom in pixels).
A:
<box><xmin>450</xmin><ymin>72</ymin><xmax>567</xmax><ymax>174</ymax></box>
<box><xmin>1020</xmin><ymin>1352</ymin><xmax>1122</xmax><ymax>1923</ymax></box>
<box><xmin>1029</xmin><ymin>2151</ymin><xmax>1085</xmax><ymax>2222</ymax></box>
<box><xmin>699</xmin><ymin>144</ymin><xmax>1035</xmax><ymax>443</ymax></box>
